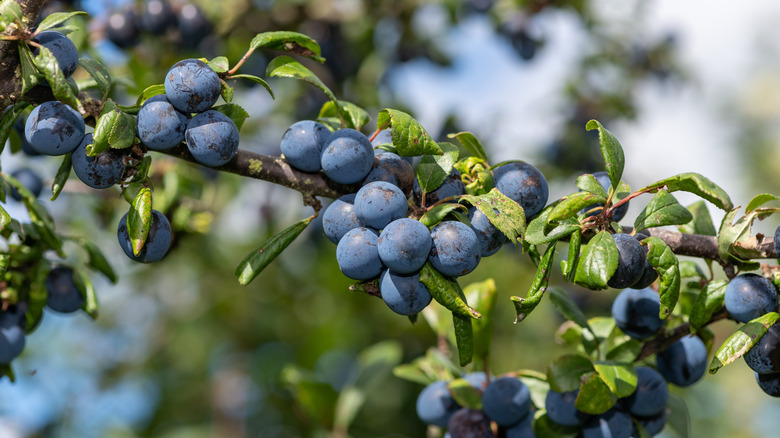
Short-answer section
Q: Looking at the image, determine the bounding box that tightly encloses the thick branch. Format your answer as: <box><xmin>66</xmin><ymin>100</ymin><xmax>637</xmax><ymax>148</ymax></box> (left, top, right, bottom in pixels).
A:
<box><xmin>0</xmin><ymin>0</ymin><xmax>49</xmax><ymax>108</ymax></box>
<box><xmin>636</xmin><ymin>307</ymin><xmax>730</xmax><ymax>361</ymax></box>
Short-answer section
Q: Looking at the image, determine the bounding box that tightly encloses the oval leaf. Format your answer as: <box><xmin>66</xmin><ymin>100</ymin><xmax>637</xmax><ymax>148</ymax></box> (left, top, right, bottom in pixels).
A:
<box><xmin>547</xmin><ymin>354</ymin><xmax>594</xmax><ymax>393</ymax></box>
<box><xmin>36</xmin><ymin>11</ymin><xmax>88</xmax><ymax>31</ymax></box>
<box><xmin>512</xmin><ymin>242</ymin><xmax>557</xmax><ymax>322</ymax></box>
<box><xmin>644</xmin><ymin>237</ymin><xmax>681</xmax><ymax>319</ymax></box>
<box><xmin>689</xmin><ymin>280</ymin><xmax>727</xmax><ymax>331</ymax></box>
<box><xmin>419</xmin><ymin>263</ymin><xmax>481</xmax><ymax>320</ymax></box>
<box><xmin>250</xmin><ymin>31</ymin><xmax>324</xmax><ymax>62</ymax></box>
<box><xmin>461</xmin><ymin>188</ymin><xmax>527</xmax><ymax>246</ymax></box>
<box><xmin>318</xmin><ymin>100</ymin><xmax>369</xmax><ymax>131</ymax></box>
<box><xmin>227</xmin><ymin>74</ymin><xmax>274</xmax><ymax>99</ymax></box>
<box><xmin>78</xmin><ymin>57</ymin><xmax>111</xmax><ymax>96</ymax></box>
<box><xmin>447</xmin><ymin>132</ymin><xmax>488</xmax><ymax>162</ymax></box>
<box><xmin>416</xmin><ymin>142</ymin><xmax>458</xmax><ymax>195</ymax></box>
<box><xmin>235</xmin><ymin>215</ymin><xmax>314</xmax><ymax>285</ymax></box>
<box><xmin>267</xmin><ymin>56</ymin><xmax>346</xmax><ymax>123</ymax></box>
<box><xmin>634</xmin><ymin>189</ymin><xmax>693</xmax><ymax>232</ymax></box>
<box><xmin>377</xmin><ymin>109</ymin><xmax>442</xmax><ymax>157</ymax></box>
<box><xmin>50</xmin><ymin>152</ymin><xmax>72</xmax><ymax>201</ymax></box>
<box><xmin>453</xmin><ymin>313</ymin><xmax>473</xmax><ymax>367</ymax></box>
<box><xmin>576</xmin><ymin>173</ymin><xmax>608</xmax><ymax>198</ymax></box>
<box><xmin>573</xmin><ymin>231</ymin><xmax>618</xmax><ymax>290</ymax></box>
<box><xmin>128</xmin><ymin>188</ymin><xmax>152</xmax><ymax>256</ymax></box>
<box><xmin>678</xmin><ymin>200</ymin><xmax>716</xmax><ymax>236</ymax></box>
<box><xmin>548</xmin><ymin>192</ymin><xmax>605</xmax><ymax>225</ymax></box>
<box><xmin>575</xmin><ymin>372</ymin><xmax>617</xmax><ymax>415</ymax></box>
<box><xmin>709</xmin><ymin>312</ymin><xmax>780</xmax><ymax>374</ymax></box>
<box><xmin>640</xmin><ymin>172</ymin><xmax>733</xmax><ymax>211</ymax></box>
<box><xmin>448</xmin><ymin>378</ymin><xmax>482</xmax><ymax>409</ymax></box>
<box><xmin>585</xmin><ymin>120</ymin><xmax>625</xmax><ymax>191</ymax></box>
<box><xmin>420</xmin><ymin>203</ymin><xmax>467</xmax><ymax>228</ymax></box>
<box><xmin>465</xmin><ymin>279</ymin><xmax>497</xmax><ymax>367</ymax></box>
<box><xmin>593</xmin><ymin>361</ymin><xmax>637</xmax><ymax>398</ymax></box>
<box><xmin>549</xmin><ymin>287</ymin><xmax>592</xmax><ymax>335</ymax></box>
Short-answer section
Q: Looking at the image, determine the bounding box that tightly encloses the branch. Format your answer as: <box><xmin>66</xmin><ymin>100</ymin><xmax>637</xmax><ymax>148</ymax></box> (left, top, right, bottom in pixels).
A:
<box><xmin>635</xmin><ymin>307</ymin><xmax>730</xmax><ymax>361</ymax></box>
<box><xmin>0</xmin><ymin>0</ymin><xmax>51</xmax><ymax>108</ymax></box>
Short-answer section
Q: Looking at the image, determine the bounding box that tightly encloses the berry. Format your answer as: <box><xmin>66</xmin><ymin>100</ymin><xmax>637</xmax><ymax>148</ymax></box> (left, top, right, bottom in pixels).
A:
<box><xmin>482</xmin><ymin>377</ymin><xmax>531</xmax><ymax>426</ymax></box>
<box><xmin>635</xmin><ymin>409</ymin><xmax>668</xmax><ymax>436</ymax></box>
<box><xmin>117</xmin><ymin>210</ymin><xmax>173</xmax><ymax>263</ymax></box>
<box><xmin>25</xmin><ymin>101</ymin><xmax>85</xmax><ymax>155</ymax></box>
<box><xmin>336</xmin><ymin>227</ymin><xmax>383</xmax><ymax>281</ymax></box>
<box><xmin>9</xmin><ymin>168</ymin><xmax>43</xmax><ymax>201</ymax></box>
<box><xmin>581</xmin><ymin>407</ymin><xmax>632</xmax><ymax>438</ymax></box>
<box><xmin>775</xmin><ymin>225</ymin><xmax>780</xmax><ymax>261</ymax></box>
<box><xmin>755</xmin><ymin>371</ymin><xmax>780</xmax><ymax>397</ymax></box>
<box><xmin>416</xmin><ymin>380</ymin><xmax>460</xmax><ymax>427</ymax></box>
<box><xmin>140</xmin><ymin>0</ymin><xmax>175</xmax><ymax>35</ymax></box>
<box><xmin>656</xmin><ymin>335</ymin><xmax>708</xmax><ymax>387</ymax></box>
<box><xmin>607</xmin><ymin>233</ymin><xmax>645</xmax><ymax>289</ymax></box>
<box><xmin>106</xmin><ymin>9</ymin><xmax>140</xmax><ymax>48</ymax></box>
<box><xmin>362</xmin><ymin>151</ymin><xmax>415</xmax><ymax>196</ymax></box>
<box><xmin>379</xmin><ymin>270</ymin><xmax>432</xmax><ymax>315</ymax></box>
<box><xmin>468</xmin><ymin>206</ymin><xmax>506</xmax><ymax>257</ymax></box>
<box><xmin>447</xmin><ymin>408</ymin><xmax>492</xmax><ymax>438</ymax></box>
<box><xmin>492</xmin><ymin>161</ymin><xmax>549</xmax><ymax>218</ymax></box>
<box><xmin>280</xmin><ymin>120</ymin><xmax>330</xmax><ymax>172</ymax></box>
<box><xmin>71</xmin><ymin>134</ymin><xmax>129</xmax><ymax>189</ymax></box>
<box><xmin>164</xmin><ymin>59</ymin><xmax>221</xmax><ymax>113</ymax></box>
<box><xmin>611</xmin><ymin>288</ymin><xmax>663</xmax><ymax>340</ymax></box>
<box><xmin>185</xmin><ymin>110</ymin><xmax>240</xmax><ymax>167</ymax></box>
<box><xmin>354</xmin><ymin>181</ymin><xmax>408</xmax><ymax>230</ymax></box>
<box><xmin>377</xmin><ymin>218</ymin><xmax>431</xmax><ymax>274</ymax></box>
<box><xmin>413</xmin><ymin>168</ymin><xmax>465</xmax><ymax>206</ymax></box>
<box><xmin>137</xmin><ymin>94</ymin><xmax>189</xmax><ymax>151</ymax></box>
<box><xmin>623</xmin><ymin>366</ymin><xmax>668</xmax><ymax>417</ymax></box>
<box><xmin>631</xmin><ymin>234</ymin><xmax>658</xmax><ymax>289</ymax></box>
<box><xmin>44</xmin><ymin>266</ymin><xmax>84</xmax><ymax>313</ymax></box>
<box><xmin>744</xmin><ymin>322</ymin><xmax>780</xmax><ymax>374</ymax></box>
<box><xmin>322</xmin><ymin>194</ymin><xmax>362</xmax><ymax>244</ymax></box>
<box><xmin>545</xmin><ymin>390</ymin><xmax>587</xmax><ymax>427</ymax></box>
<box><xmin>724</xmin><ymin>273</ymin><xmax>778</xmax><ymax>323</ymax></box>
<box><xmin>0</xmin><ymin>306</ymin><xmax>25</xmax><ymax>364</ymax></box>
<box><xmin>499</xmin><ymin>413</ymin><xmax>535</xmax><ymax>437</ymax></box>
<box><xmin>13</xmin><ymin>116</ymin><xmax>40</xmax><ymax>157</ymax></box>
<box><xmin>463</xmin><ymin>372</ymin><xmax>489</xmax><ymax>390</ymax></box>
<box><xmin>31</xmin><ymin>31</ymin><xmax>78</xmax><ymax>78</ymax></box>
<box><xmin>176</xmin><ymin>3</ymin><xmax>212</xmax><ymax>49</ymax></box>
<box><xmin>320</xmin><ymin>129</ymin><xmax>374</xmax><ymax>184</ymax></box>
<box><xmin>429</xmin><ymin>221</ymin><xmax>481</xmax><ymax>277</ymax></box>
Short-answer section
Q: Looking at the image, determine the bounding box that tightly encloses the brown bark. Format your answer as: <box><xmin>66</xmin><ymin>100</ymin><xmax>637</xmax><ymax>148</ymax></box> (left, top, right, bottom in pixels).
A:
<box><xmin>0</xmin><ymin>0</ymin><xmax>50</xmax><ymax>108</ymax></box>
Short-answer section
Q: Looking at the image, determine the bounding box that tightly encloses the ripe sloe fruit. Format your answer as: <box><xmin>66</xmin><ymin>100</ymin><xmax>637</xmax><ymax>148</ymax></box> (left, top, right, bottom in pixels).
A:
<box><xmin>363</xmin><ymin>151</ymin><xmax>415</xmax><ymax>196</ymax></box>
<box><xmin>72</xmin><ymin>134</ymin><xmax>128</xmax><ymax>189</ymax></box>
<box><xmin>13</xmin><ymin>116</ymin><xmax>40</xmax><ymax>157</ymax></box>
<box><xmin>25</xmin><ymin>101</ymin><xmax>85</xmax><ymax>155</ymax></box>
<box><xmin>429</xmin><ymin>221</ymin><xmax>481</xmax><ymax>277</ymax></box>
<box><xmin>755</xmin><ymin>371</ymin><xmax>780</xmax><ymax>397</ymax></box>
<box><xmin>141</xmin><ymin>0</ymin><xmax>175</xmax><ymax>35</ymax></box>
<box><xmin>631</xmin><ymin>233</ymin><xmax>658</xmax><ymax>289</ymax></box>
<box><xmin>379</xmin><ymin>270</ymin><xmax>432</xmax><ymax>315</ymax></box>
<box><xmin>185</xmin><ymin>110</ymin><xmax>239</xmax><ymax>167</ymax></box>
<box><xmin>500</xmin><ymin>412</ymin><xmax>535</xmax><ymax>437</ymax></box>
<box><xmin>117</xmin><ymin>209</ymin><xmax>173</xmax><ymax>263</ymax></box>
<box><xmin>164</xmin><ymin>58</ymin><xmax>221</xmax><ymax>113</ymax></box>
<box><xmin>336</xmin><ymin>227</ymin><xmax>383</xmax><ymax>281</ymax></box>
<box><xmin>744</xmin><ymin>322</ymin><xmax>780</xmax><ymax>374</ymax></box>
<box><xmin>31</xmin><ymin>31</ymin><xmax>78</xmax><ymax>78</ymax></box>
<box><xmin>467</xmin><ymin>206</ymin><xmax>506</xmax><ymax>257</ymax></box>
<box><xmin>137</xmin><ymin>94</ymin><xmax>189</xmax><ymax>151</ymax></box>
<box><xmin>624</xmin><ymin>366</ymin><xmax>668</xmax><ymax>417</ymax></box>
<box><xmin>447</xmin><ymin>408</ymin><xmax>492</xmax><ymax>438</ymax></box>
<box><xmin>322</xmin><ymin>194</ymin><xmax>362</xmax><ymax>244</ymax></box>
<box><xmin>724</xmin><ymin>273</ymin><xmax>778</xmax><ymax>323</ymax></box>
<box><xmin>44</xmin><ymin>266</ymin><xmax>84</xmax><ymax>313</ymax></box>
<box><xmin>413</xmin><ymin>168</ymin><xmax>464</xmax><ymax>206</ymax></box>
<box><xmin>611</xmin><ymin>288</ymin><xmax>663</xmax><ymax>339</ymax></box>
<box><xmin>482</xmin><ymin>376</ymin><xmax>531</xmax><ymax>426</ymax></box>
<box><xmin>106</xmin><ymin>9</ymin><xmax>140</xmax><ymax>48</ymax></box>
<box><xmin>0</xmin><ymin>305</ymin><xmax>26</xmax><ymax>363</ymax></box>
<box><xmin>545</xmin><ymin>390</ymin><xmax>587</xmax><ymax>427</ymax></box>
<box><xmin>416</xmin><ymin>380</ymin><xmax>460</xmax><ymax>427</ymax></box>
<box><xmin>354</xmin><ymin>181</ymin><xmax>408</xmax><ymax>230</ymax></box>
<box><xmin>607</xmin><ymin>233</ymin><xmax>645</xmax><ymax>289</ymax></box>
<box><xmin>320</xmin><ymin>129</ymin><xmax>374</xmax><ymax>184</ymax></box>
<box><xmin>635</xmin><ymin>409</ymin><xmax>668</xmax><ymax>436</ymax></box>
<box><xmin>774</xmin><ymin>225</ymin><xmax>780</xmax><ymax>261</ymax></box>
<box><xmin>581</xmin><ymin>407</ymin><xmax>632</xmax><ymax>438</ymax></box>
<box><xmin>463</xmin><ymin>372</ymin><xmax>488</xmax><ymax>391</ymax></box>
<box><xmin>9</xmin><ymin>168</ymin><xmax>43</xmax><ymax>201</ymax></box>
<box><xmin>280</xmin><ymin>120</ymin><xmax>330</xmax><ymax>172</ymax></box>
<box><xmin>176</xmin><ymin>3</ymin><xmax>212</xmax><ymax>49</ymax></box>
<box><xmin>492</xmin><ymin>161</ymin><xmax>549</xmax><ymax>218</ymax></box>
<box><xmin>377</xmin><ymin>218</ymin><xmax>431</xmax><ymax>274</ymax></box>
<box><xmin>656</xmin><ymin>335</ymin><xmax>708</xmax><ymax>387</ymax></box>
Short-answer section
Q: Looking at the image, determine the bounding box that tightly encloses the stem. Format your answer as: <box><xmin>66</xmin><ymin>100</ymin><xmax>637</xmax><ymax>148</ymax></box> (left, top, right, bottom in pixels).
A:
<box><xmin>635</xmin><ymin>307</ymin><xmax>730</xmax><ymax>361</ymax></box>
<box><xmin>369</xmin><ymin>121</ymin><xmax>391</xmax><ymax>143</ymax></box>
<box><xmin>226</xmin><ymin>47</ymin><xmax>256</xmax><ymax>76</ymax></box>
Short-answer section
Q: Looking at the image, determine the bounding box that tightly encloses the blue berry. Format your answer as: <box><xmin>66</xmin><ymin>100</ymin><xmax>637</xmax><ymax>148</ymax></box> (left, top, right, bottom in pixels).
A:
<box><xmin>25</xmin><ymin>101</ymin><xmax>85</xmax><ymax>155</ymax></box>
<box><xmin>463</xmin><ymin>372</ymin><xmax>489</xmax><ymax>391</ymax></box>
<box><xmin>775</xmin><ymin>225</ymin><xmax>780</xmax><ymax>260</ymax></box>
<box><xmin>447</xmin><ymin>408</ymin><xmax>492</xmax><ymax>438</ymax></box>
<box><xmin>755</xmin><ymin>371</ymin><xmax>780</xmax><ymax>397</ymax></box>
<box><xmin>320</xmin><ymin>129</ymin><xmax>374</xmax><ymax>184</ymax></box>
<box><xmin>631</xmin><ymin>234</ymin><xmax>658</xmax><ymax>289</ymax></box>
<box><xmin>413</xmin><ymin>168</ymin><xmax>464</xmax><ymax>206</ymax></box>
<box><xmin>545</xmin><ymin>390</ymin><xmax>587</xmax><ymax>427</ymax></box>
<box><xmin>354</xmin><ymin>181</ymin><xmax>408</xmax><ymax>230</ymax></box>
<box><xmin>500</xmin><ymin>413</ymin><xmax>535</xmax><ymax>438</ymax></box>
<box><xmin>724</xmin><ymin>273</ymin><xmax>778</xmax><ymax>323</ymax></box>
<box><xmin>322</xmin><ymin>194</ymin><xmax>362</xmax><ymax>244</ymax></box>
<box><xmin>71</xmin><ymin>134</ymin><xmax>129</xmax><ymax>189</ymax></box>
<box><xmin>336</xmin><ymin>227</ymin><xmax>383</xmax><ymax>281</ymax></box>
<box><xmin>482</xmin><ymin>377</ymin><xmax>531</xmax><ymax>426</ymax></box>
<box><xmin>13</xmin><ymin>115</ymin><xmax>40</xmax><ymax>157</ymax></box>
<box><xmin>185</xmin><ymin>110</ymin><xmax>240</xmax><ymax>167</ymax></box>
<box><xmin>624</xmin><ymin>366</ymin><xmax>668</xmax><ymax>417</ymax></box>
<box><xmin>744</xmin><ymin>322</ymin><xmax>780</xmax><ymax>374</ymax></box>
<box><xmin>611</xmin><ymin>288</ymin><xmax>663</xmax><ymax>340</ymax></box>
<box><xmin>416</xmin><ymin>380</ymin><xmax>460</xmax><ymax>427</ymax></box>
<box><xmin>44</xmin><ymin>266</ymin><xmax>84</xmax><ymax>313</ymax></box>
<box><xmin>118</xmin><ymin>210</ymin><xmax>173</xmax><ymax>263</ymax></box>
<box><xmin>137</xmin><ymin>95</ymin><xmax>189</xmax><ymax>151</ymax></box>
<box><xmin>31</xmin><ymin>31</ymin><xmax>78</xmax><ymax>78</ymax></box>
<box><xmin>176</xmin><ymin>4</ymin><xmax>212</xmax><ymax>49</ymax></box>
<box><xmin>581</xmin><ymin>407</ymin><xmax>632</xmax><ymax>438</ymax></box>
<box><xmin>9</xmin><ymin>168</ymin><xmax>43</xmax><ymax>201</ymax></box>
<box><xmin>656</xmin><ymin>335</ymin><xmax>708</xmax><ymax>387</ymax></box>
<box><xmin>607</xmin><ymin>233</ymin><xmax>645</xmax><ymax>289</ymax></box>
<box><xmin>140</xmin><ymin>0</ymin><xmax>175</xmax><ymax>35</ymax></box>
<box><xmin>468</xmin><ymin>206</ymin><xmax>506</xmax><ymax>257</ymax></box>
<box><xmin>0</xmin><ymin>305</ymin><xmax>26</xmax><ymax>363</ymax></box>
<box><xmin>379</xmin><ymin>270</ymin><xmax>432</xmax><ymax>315</ymax></box>
<box><xmin>164</xmin><ymin>59</ymin><xmax>221</xmax><ymax>113</ymax></box>
<box><xmin>362</xmin><ymin>151</ymin><xmax>415</xmax><ymax>196</ymax></box>
<box><xmin>492</xmin><ymin>161</ymin><xmax>548</xmax><ymax>218</ymax></box>
<box><xmin>636</xmin><ymin>409</ymin><xmax>667</xmax><ymax>436</ymax></box>
<box><xmin>429</xmin><ymin>221</ymin><xmax>481</xmax><ymax>277</ymax></box>
<box><xmin>377</xmin><ymin>218</ymin><xmax>431</xmax><ymax>274</ymax></box>
<box><xmin>280</xmin><ymin>120</ymin><xmax>330</xmax><ymax>172</ymax></box>
<box><xmin>106</xmin><ymin>9</ymin><xmax>140</xmax><ymax>48</ymax></box>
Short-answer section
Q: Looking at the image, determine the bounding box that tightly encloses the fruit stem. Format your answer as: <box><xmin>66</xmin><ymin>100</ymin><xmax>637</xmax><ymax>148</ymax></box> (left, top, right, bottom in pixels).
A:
<box><xmin>227</xmin><ymin>47</ymin><xmax>256</xmax><ymax>76</ymax></box>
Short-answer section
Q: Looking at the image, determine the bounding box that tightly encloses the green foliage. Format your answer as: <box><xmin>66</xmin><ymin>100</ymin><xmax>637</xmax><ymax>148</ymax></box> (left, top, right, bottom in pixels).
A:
<box><xmin>710</xmin><ymin>312</ymin><xmax>780</xmax><ymax>374</ymax></box>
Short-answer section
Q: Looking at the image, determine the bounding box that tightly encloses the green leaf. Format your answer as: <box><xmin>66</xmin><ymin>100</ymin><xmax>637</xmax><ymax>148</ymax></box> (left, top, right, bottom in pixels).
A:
<box><xmin>709</xmin><ymin>312</ymin><xmax>780</xmax><ymax>374</ymax></box>
<box><xmin>0</xmin><ymin>102</ymin><xmax>29</xmax><ymax>155</ymax></box>
<box><xmin>447</xmin><ymin>132</ymin><xmax>488</xmax><ymax>162</ymax></box>
<box><xmin>746</xmin><ymin>193</ymin><xmax>780</xmax><ymax>212</ymax></box>
<box><xmin>454</xmin><ymin>157</ymin><xmax>494</xmax><ymax>196</ymax></box>
<box><xmin>465</xmin><ymin>279</ymin><xmax>497</xmax><ymax>368</ymax></box>
<box><xmin>50</xmin><ymin>152</ymin><xmax>71</xmax><ymax>201</ymax></box>
<box><xmin>419</xmin><ymin>263</ymin><xmax>481</xmax><ymax>320</ymax></box>
<box><xmin>667</xmin><ymin>393</ymin><xmax>691</xmax><ymax>438</ymax></box>
<box><xmin>21</xmin><ymin>198</ymin><xmax>62</xmax><ymax>254</ymax></box>
<box><xmin>0</xmin><ymin>204</ymin><xmax>9</xmax><ymax>232</ymax></box>
<box><xmin>235</xmin><ymin>215</ymin><xmax>314</xmax><ymax>285</ymax></box>
<box><xmin>585</xmin><ymin>120</ymin><xmax>625</xmax><ymax>190</ymax></box>
<box><xmin>548</xmin><ymin>192</ymin><xmax>605</xmax><ymax>225</ymax></box>
<box><xmin>219</xmin><ymin>79</ymin><xmax>233</xmax><ymax>104</ymax></box>
<box><xmin>575</xmin><ymin>372</ymin><xmax>617</xmax><ymax>415</ymax></box>
<box><xmin>33</xmin><ymin>45</ymin><xmax>80</xmax><ymax>110</ymax></box>
<box><xmin>561</xmin><ymin>230</ymin><xmax>581</xmax><ymax>281</ymax></box>
<box><xmin>208</xmin><ymin>56</ymin><xmax>229</xmax><ymax>73</ymax></box>
<box><xmin>267</xmin><ymin>56</ymin><xmax>346</xmax><ymax>123</ymax></box>
<box><xmin>333</xmin><ymin>386</ymin><xmax>364</xmax><ymax>434</ymax></box>
<box><xmin>716</xmin><ymin>207</ymin><xmax>776</xmax><ymax>268</ymax></box>
<box><xmin>547</xmin><ymin>354</ymin><xmax>594</xmax><ymax>393</ymax></box>
<box><xmin>549</xmin><ymin>287</ymin><xmax>593</xmax><ymax>335</ymax></box>
<box><xmin>226</xmin><ymin>74</ymin><xmax>274</xmax><ymax>99</ymax></box>
<box><xmin>0</xmin><ymin>0</ymin><xmax>22</xmax><ymax>29</ymax></box>
<box><xmin>80</xmin><ymin>239</ymin><xmax>118</xmax><ymax>284</ymax></box>
<box><xmin>18</xmin><ymin>43</ymin><xmax>42</xmax><ymax>94</ymax></box>
<box><xmin>91</xmin><ymin>101</ymin><xmax>136</xmax><ymax>155</ymax></box>
<box><xmin>448</xmin><ymin>378</ymin><xmax>483</xmax><ymax>409</ymax></box>
<box><xmin>135</xmin><ymin>84</ymin><xmax>166</xmax><ymax>105</ymax></box>
<box><xmin>318</xmin><ymin>100</ymin><xmax>369</xmax><ymax>131</ymax></box>
<box><xmin>679</xmin><ymin>260</ymin><xmax>706</xmax><ymax>279</ymax></box>
<box><xmin>605</xmin><ymin>338</ymin><xmax>642</xmax><ymax>362</ymax></box>
<box><xmin>644</xmin><ymin>237</ymin><xmax>680</xmax><ymax>319</ymax></box>
<box><xmin>36</xmin><ymin>11</ymin><xmax>88</xmax><ymax>31</ymax></box>
<box><xmin>533</xmin><ymin>412</ymin><xmax>580</xmax><ymax>438</ymax></box>
<box><xmin>573</xmin><ymin>231</ymin><xmax>618</xmax><ymax>290</ymax></box>
<box><xmin>419</xmin><ymin>203</ymin><xmax>467</xmax><ymax>228</ymax></box>
<box><xmin>593</xmin><ymin>361</ymin><xmax>636</xmax><ymax>398</ymax></box>
<box><xmin>678</xmin><ymin>200</ymin><xmax>717</xmax><ymax>236</ymax></box>
<box><xmin>212</xmin><ymin>103</ymin><xmax>249</xmax><ymax>131</ymax></box>
<box><xmin>0</xmin><ymin>363</ymin><xmax>15</xmax><ymax>383</ymax></box>
<box><xmin>461</xmin><ymin>188</ymin><xmax>527</xmax><ymax>246</ymax></box>
<box><xmin>689</xmin><ymin>281</ymin><xmax>727</xmax><ymax>331</ymax></box>
<box><xmin>128</xmin><ymin>188</ymin><xmax>152</xmax><ymax>257</ymax></box>
<box><xmin>525</xmin><ymin>203</ymin><xmax>581</xmax><ymax>245</ymax></box>
<box><xmin>640</xmin><ymin>172</ymin><xmax>733</xmax><ymax>211</ymax></box>
<box><xmin>452</xmin><ymin>312</ymin><xmax>473</xmax><ymax>367</ymax></box>
<box><xmin>512</xmin><ymin>242</ymin><xmax>557</xmax><ymax>322</ymax></box>
<box><xmin>415</xmin><ymin>142</ymin><xmax>458</xmax><ymax>195</ymax></box>
<box><xmin>633</xmin><ymin>189</ymin><xmax>693</xmax><ymax>232</ymax></box>
<box><xmin>250</xmin><ymin>31</ymin><xmax>324</xmax><ymax>62</ymax></box>
<box><xmin>576</xmin><ymin>173</ymin><xmax>608</xmax><ymax>198</ymax></box>
<box><xmin>377</xmin><ymin>109</ymin><xmax>442</xmax><ymax>157</ymax></box>
<box><xmin>73</xmin><ymin>269</ymin><xmax>98</xmax><ymax>319</ymax></box>
<box><xmin>77</xmin><ymin>57</ymin><xmax>111</xmax><ymax>96</ymax></box>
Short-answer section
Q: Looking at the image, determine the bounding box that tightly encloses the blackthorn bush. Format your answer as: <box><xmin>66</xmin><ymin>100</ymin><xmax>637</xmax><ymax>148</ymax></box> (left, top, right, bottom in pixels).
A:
<box><xmin>185</xmin><ymin>110</ymin><xmax>240</xmax><ymax>167</ymax></box>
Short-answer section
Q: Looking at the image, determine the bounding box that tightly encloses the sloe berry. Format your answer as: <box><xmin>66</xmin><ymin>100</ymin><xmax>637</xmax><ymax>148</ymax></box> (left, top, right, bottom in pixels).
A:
<box><xmin>429</xmin><ymin>221</ymin><xmax>481</xmax><ymax>277</ymax></box>
<box><xmin>379</xmin><ymin>270</ymin><xmax>432</xmax><ymax>315</ymax></box>
<box><xmin>280</xmin><ymin>120</ymin><xmax>330</xmax><ymax>172</ymax></box>
<box><xmin>31</xmin><ymin>31</ymin><xmax>78</xmax><ymax>78</ymax></box>
<box><xmin>377</xmin><ymin>218</ymin><xmax>431</xmax><ymax>274</ymax></box>
<box><xmin>354</xmin><ymin>181</ymin><xmax>408</xmax><ymax>230</ymax></box>
<box><xmin>9</xmin><ymin>168</ymin><xmax>43</xmax><ymax>201</ymax></box>
<box><xmin>71</xmin><ymin>134</ymin><xmax>129</xmax><ymax>189</ymax></box>
<box><xmin>467</xmin><ymin>206</ymin><xmax>506</xmax><ymax>257</ymax></box>
<box><xmin>117</xmin><ymin>209</ymin><xmax>173</xmax><ymax>263</ymax></box>
<box><xmin>624</xmin><ymin>366</ymin><xmax>668</xmax><ymax>417</ymax></box>
<box><xmin>416</xmin><ymin>380</ymin><xmax>460</xmax><ymax>427</ymax></box>
<box><xmin>545</xmin><ymin>390</ymin><xmax>588</xmax><ymax>427</ymax></box>
<box><xmin>320</xmin><ymin>129</ymin><xmax>374</xmax><ymax>184</ymax></box>
<box><xmin>656</xmin><ymin>335</ymin><xmax>708</xmax><ymax>387</ymax></box>
<box><xmin>413</xmin><ymin>168</ymin><xmax>464</xmax><ymax>206</ymax></box>
<box><xmin>363</xmin><ymin>151</ymin><xmax>415</xmax><ymax>196</ymax></box>
<box><xmin>611</xmin><ymin>288</ymin><xmax>663</xmax><ymax>339</ymax></box>
<box><xmin>724</xmin><ymin>273</ymin><xmax>778</xmax><ymax>323</ymax></box>
<box><xmin>607</xmin><ymin>233</ymin><xmax>645</xmax><ymax>289</ymax></box>
<box><xmin>492</xmin><ymin>161</ymin><xmax>548</xmax><ymax>218</ymax></box>
<box><xmin>336</xmin><ymin>227</ymin><xmax>383</xmax><ymax>281</ymax></box>
<box><xmin>44</xmin><ymin>266</ymin><xmax>84</xmax><ymax>313</ymax></box>
<box><xmin>164</xmin><ymin>58</ymin><xmax>221</xmax><ymax>113</ymax></box>
<box><xmin>322</xmin><ymin>194</ymin><xmax>362</xmax><ymax>244</ymax></box>
<box><xmin>482</xmin><ymin>376</ymin><xmax>531</xmax><ymax>426</ymax></box>
<box><xmin>744</xmin><ymin>322</ymin><xmax>780</xmax><ymax>374</ymax></box>
<box><xmin>137</xmin><ymin>94</ymin><xmax>189</xmax><ymax>151</ymax></box>
<box><xmin>185</xmin><ymin>110</ymin><xmax>239</xmax><ymax>167</ymax></box>
<box><xmin>25</xmin><ymin>101</ymin><xmax>85</xmax><ymax>155</ymax></box>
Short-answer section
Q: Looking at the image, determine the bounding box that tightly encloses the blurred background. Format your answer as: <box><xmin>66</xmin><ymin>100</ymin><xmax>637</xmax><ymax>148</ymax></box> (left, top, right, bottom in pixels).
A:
<box><xmin>3</xmin><ymin>0</ymin><xmax>780</xmax><ymax>436</ymax></box>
